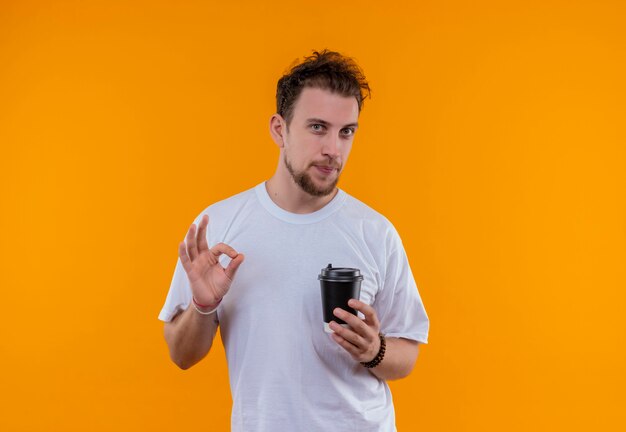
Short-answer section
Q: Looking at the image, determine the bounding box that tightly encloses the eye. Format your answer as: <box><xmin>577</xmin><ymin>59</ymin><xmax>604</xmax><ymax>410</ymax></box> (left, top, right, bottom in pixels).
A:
<box><xmin>341</xmin><ymin>128</ymin><xmax>356</xmax><ymax>137</ymax></box>
<box><xmin>311</xmin><ymin>124</ymin><xmax>325</xmax><ymax>132</ymax></box>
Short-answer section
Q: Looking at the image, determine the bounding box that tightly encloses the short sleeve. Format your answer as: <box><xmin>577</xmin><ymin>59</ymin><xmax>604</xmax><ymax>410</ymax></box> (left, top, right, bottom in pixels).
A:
<box><xmin>373</xmin><ymin>229</ymin><xmax>429</xmax><ymax>344</ymax></box>
<box><xmin>158</xmin><ymin>212</ymin><xmax>213</xmax><ymax>323</ymax></box>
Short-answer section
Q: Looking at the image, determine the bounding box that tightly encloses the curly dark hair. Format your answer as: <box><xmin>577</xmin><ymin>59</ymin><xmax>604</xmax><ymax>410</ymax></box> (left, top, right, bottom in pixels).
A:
<box><xmin>276</xmin><ymin>49</ymin><xmax>371</xmax><ymax>129</ymax></box>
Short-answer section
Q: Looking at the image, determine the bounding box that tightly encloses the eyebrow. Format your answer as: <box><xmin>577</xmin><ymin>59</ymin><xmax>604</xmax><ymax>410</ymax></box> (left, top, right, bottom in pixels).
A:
<box><xmin>305</xmin><ymin>118</ymin><xmax>359</xmax><ymax>129</ymax></box>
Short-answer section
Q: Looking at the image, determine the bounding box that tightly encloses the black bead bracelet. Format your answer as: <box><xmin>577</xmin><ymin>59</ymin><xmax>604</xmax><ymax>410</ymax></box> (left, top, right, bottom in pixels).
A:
<box><xmin>360</xmin><ymin>333</ymin><xmax>386</xmax><ymax>368</ymax></box>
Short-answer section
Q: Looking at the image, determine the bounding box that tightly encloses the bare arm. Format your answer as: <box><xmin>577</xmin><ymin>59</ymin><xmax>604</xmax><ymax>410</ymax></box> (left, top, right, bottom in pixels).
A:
<box><xmin>163</xmin><ymin>214</ymin><xmax>244</xmax><ymax>369</ymax></box>
<box><xmin>330</xmin><ymin>299</ymin><xmax>421</xmax><ymax>381</ymax></box>
<box><xmin>163</xmin><ymin>305</ymin><xmax>219</xmax><ymax>370</ymax></box>
<box><xmin>368</xmin><ymin>337</ymin><xmax>419</xmax><ymax>381</ymax></box>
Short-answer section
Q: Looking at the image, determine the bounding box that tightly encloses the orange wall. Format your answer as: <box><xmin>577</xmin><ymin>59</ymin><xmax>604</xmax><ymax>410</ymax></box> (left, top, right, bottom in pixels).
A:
<box><xmin>1</xmin><ymin>0</ymin><xmax>625</xmax><ymax>430</ymax></box>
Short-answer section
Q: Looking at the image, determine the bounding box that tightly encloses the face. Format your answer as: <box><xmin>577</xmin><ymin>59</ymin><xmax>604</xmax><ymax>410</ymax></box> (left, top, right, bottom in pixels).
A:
<box><xmin>280</xmin><ymin>87</ymin><xmax>359</xmax><ymax>197</ymax></box>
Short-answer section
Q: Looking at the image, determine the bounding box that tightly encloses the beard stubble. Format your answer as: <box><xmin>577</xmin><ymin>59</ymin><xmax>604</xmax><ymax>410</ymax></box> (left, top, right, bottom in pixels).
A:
<box><xmin>284</xmin><ymin>154</ymin><xmax>341</xmax><ymax>197</ymax></box>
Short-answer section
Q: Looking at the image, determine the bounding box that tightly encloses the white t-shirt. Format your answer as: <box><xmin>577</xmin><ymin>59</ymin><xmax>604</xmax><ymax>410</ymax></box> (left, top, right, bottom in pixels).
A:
<box><xmin>159</xmin><ymin>182</ymin><xmax>429</xmax><ymax>432</ymax></box>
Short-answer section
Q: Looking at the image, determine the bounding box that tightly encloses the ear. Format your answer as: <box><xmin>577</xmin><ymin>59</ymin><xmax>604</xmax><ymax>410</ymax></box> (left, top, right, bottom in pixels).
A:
<box><xmin>269</xmin><ymin>114</ymin><xmax>287</xmax><ymax>149</ymax></box>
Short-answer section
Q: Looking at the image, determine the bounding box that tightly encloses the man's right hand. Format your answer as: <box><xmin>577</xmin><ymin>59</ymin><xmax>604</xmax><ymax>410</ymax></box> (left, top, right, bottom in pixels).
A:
<box><xmin>178</xmin><ymin>214</ymin><xmax>244</xmax><ymax>308</ymax></box>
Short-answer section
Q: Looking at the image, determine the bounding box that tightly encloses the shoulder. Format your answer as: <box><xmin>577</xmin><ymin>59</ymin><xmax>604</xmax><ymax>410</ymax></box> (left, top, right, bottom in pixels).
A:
<box><xmin>207</xmin><ymin>186</ymin><xmax>257</xmax><ymax>213</ymax></box>
<box><xmin>340</xmin><ymin>191</ymin><xmax>394</xmax><ymax>227</ymax></box>
<box><xmin>189</xmin><ymin>184</ymin><xmax>258</xmax><ymax>226</ymax></box>
<box><xmin>339</xmin><ymin>191</ymin><xmax>403</xmax><ymax>247</ymax></box>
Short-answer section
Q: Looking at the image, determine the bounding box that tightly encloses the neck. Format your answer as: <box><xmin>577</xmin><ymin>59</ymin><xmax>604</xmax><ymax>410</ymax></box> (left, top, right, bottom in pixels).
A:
<box><xmin>265</xmin><ymin>168</ymin><xmax>338</xmax><ymax>214</ymax></box>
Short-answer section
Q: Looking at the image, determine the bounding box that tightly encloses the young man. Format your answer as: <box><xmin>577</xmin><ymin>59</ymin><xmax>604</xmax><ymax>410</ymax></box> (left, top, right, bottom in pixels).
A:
<box><xmin>159</xmin><ymin>49</ymin><xmax>429</xmax><ymax>431</ymax></box>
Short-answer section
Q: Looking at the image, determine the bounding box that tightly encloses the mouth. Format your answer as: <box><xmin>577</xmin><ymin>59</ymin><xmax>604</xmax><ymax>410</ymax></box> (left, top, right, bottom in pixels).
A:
<box><xmin>313</xmin><ymin>165</ymin><xmax>337</xmax><ymax>175</ymax></box>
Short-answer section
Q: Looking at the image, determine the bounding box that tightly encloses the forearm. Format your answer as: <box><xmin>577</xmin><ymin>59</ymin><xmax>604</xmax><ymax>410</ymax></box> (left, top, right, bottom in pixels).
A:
<box><xmin>163</xmin><ymin>304</ymin><xmax>219</xmax><ymax>370</ymax></box>
<box><xmin>368</xmin><ymin>337</ymin><xmax>419</xmax><ymax>381</ymax></box>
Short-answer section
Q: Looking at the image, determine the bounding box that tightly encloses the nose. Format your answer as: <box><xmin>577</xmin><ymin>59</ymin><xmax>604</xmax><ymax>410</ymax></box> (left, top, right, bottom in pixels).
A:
<box><xmin>321</xmin><ymin>133</ymin><xmax>341</xmax><ymax>160</ymax></box>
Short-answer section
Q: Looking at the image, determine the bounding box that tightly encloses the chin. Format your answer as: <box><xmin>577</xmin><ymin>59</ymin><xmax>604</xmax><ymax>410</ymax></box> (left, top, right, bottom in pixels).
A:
<box><xmin>286</xmin><ymin>157</ymin><xmax>340</xmax><ymax>197</ymax></box>
<box><xmin>312</xmin><ymin>179</ymin><xmax>339</xmax><ymax>197</ymax></box>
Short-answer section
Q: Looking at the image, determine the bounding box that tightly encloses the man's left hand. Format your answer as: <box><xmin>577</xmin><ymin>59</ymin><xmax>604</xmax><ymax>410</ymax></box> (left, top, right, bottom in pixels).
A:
<box><xmin>329</xmin><ymin>299</ymin><xmax>381</xmax><ymax>363</ymax></box>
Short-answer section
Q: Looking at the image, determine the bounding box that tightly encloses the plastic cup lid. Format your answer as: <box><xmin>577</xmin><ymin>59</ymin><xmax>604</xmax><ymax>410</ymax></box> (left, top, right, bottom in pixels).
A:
<box><xmin>318</xmin><ymin>263</ymin><xmax>364</xmax><ymax>281</ymax></box>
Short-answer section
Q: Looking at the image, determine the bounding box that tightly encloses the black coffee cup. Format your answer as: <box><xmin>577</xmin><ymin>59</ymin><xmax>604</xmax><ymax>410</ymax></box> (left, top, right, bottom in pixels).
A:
<box><xmin>318</xmin><ymin>264</ymin><xmax>363</xmax><ymax>333</ymax></box>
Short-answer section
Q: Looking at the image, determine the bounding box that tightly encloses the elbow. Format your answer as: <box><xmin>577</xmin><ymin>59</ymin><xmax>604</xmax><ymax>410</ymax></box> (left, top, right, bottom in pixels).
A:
<box><xmin>167</xmin><ymin>344</ymin><xmax>199</xmax><ymax>370</ymax></box>
<box><xmin>395</xmin><ymin>339</ymin><xmax>420</xmax><ymax>380</ymax></box>
<box><xmin>164</xmin><ymin>322</ymin><xmax>194</xmax><ymax>370</ymax></box>
<box><xmin>387</xmin><ymin>366</ymin><xmax>413</xmax><ymax>381</ymax></box>
<box><xmin>400</xmin><ymin>362</ymin><xmax>417</xmax><ymax>380</ymax></box>
<box><xmin>404</xmin><ymin>343</ymin><xmax>420</xmax><ymax>377</ymax></box>
<box><xmin>165</xmin><ymin>342</ymin><xmax>198</xmax><ymax>370</ymax></box>
<box><xmin>172</xmin><ymin>355</ymin><xmax>194</xmax><ymax>370</ymax></box>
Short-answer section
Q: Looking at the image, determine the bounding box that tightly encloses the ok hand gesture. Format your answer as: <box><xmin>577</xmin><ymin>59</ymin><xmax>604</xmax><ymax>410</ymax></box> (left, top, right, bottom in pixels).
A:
<box><xmin>178</xmin><ymin>214</ymin><xmax>244</xmax><ymax>308</ymax></box>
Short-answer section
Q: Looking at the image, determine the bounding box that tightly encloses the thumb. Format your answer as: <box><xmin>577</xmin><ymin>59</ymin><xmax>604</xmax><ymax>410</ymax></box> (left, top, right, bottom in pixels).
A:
<box><xmin>224</xmin><ymin>253</ymin><xmax>245</xmax><ymax>281</ymax></box>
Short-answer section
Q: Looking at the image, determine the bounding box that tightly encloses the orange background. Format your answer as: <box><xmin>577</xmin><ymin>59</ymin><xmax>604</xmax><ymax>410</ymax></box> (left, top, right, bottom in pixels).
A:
<box><xmin>1</xmin><ymin>0</ymin><xmax>625</xmax><ymax>430</ymax></box>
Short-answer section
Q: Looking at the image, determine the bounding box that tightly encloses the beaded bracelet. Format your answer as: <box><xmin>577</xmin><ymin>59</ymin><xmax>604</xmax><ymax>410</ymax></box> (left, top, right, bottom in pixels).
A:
<box><xmin>360</xmin><ymin>333</ymin><xmax>386</xmax><ymax>368</ymax></box>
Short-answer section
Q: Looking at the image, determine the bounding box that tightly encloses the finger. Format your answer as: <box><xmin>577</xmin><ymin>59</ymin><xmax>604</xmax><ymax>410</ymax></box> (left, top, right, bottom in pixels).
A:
<box><xmin>197</xmin><ymin>214</ymin><xmax>210</xmax><ymax>254</ymax></box>
<box><xmin>178</xmin><ymin>241</ymin><xmax>192</xmax><ymax>273</ymax></box>
<box><xmin>224</xmin><ymin>253</ymin><xmax>245</xmax><ymax>281</ymax></box>
<box><xmin>329</xmin><ymin>319</ymin><xmax>366</xmax><ymax>348</ymax></box>
<box><xmin>331</xmin><ymin>331</ymin><xmax>361</xmax><ymax>357</ymax></box>
<box><xmin>333</xmin><ymin>307</ymin><xmax>370</xmax><ymax>338</ymax></box>
<box><xmin>210</xmin><ymin>242</ymin><xmax>239</xmax><ymax>259</ymax></box>
<box><xmin>348</xmin><ymin>299</ymin><xmax>380</xmax><ymax>328</ymax></box>
<box><xmin>185</xmin><ymin>223</ymin><xmax>198</xmax><ymax>261</ymax></box>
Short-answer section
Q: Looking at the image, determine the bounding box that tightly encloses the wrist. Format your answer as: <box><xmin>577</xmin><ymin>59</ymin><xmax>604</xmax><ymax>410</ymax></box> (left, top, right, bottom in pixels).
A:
<box><xmin>360</xmin><ymin>333</ymin><xmax>386</xmax><ymax>368</ymax></box>
<box><xmin>192</xmin><ymin>296</ymin><xmax>222</xmax><ymax>315</ymax></box>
